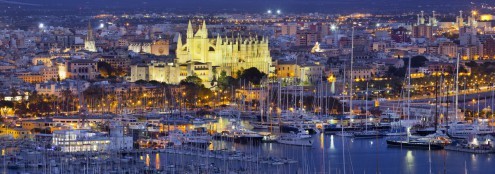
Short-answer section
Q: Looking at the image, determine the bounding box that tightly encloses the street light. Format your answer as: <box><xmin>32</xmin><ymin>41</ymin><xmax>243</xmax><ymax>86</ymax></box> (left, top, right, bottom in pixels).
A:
<box><xmin>330</xmin><ymin>25</ymin><xmax>337</xmax><ymax>31</ymax></box>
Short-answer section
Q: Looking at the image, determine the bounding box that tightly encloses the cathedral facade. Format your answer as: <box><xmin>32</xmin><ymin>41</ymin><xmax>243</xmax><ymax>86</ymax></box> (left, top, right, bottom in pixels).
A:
<box><xmin>130</xmin><ymin>21</ymin><xmax>272</xmax><ymax>86</ymax></box>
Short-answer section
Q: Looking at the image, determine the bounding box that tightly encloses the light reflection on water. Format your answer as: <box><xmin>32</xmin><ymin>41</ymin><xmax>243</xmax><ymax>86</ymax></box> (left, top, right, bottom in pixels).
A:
<box><xmin>330</xmin><ymin>135</ymin><xmax>335</xmax><ymax>150</ymax></box>
<box><xmin>145</xmin><ymin>153</ymin><xmax>150</xmax><ymax>167</ymax></box>
<box><xmin>154</xmin><ymin>117</ymin><xmax>493</xmax><ymax>173</ymax></box>
<box><xmin>155</xmin><ymin>153</ymin><xmax>160</xmax><ymax>170</ymax></box>
<box><xmin>405</xmin><ymin>150</ymin><xmax>415</xmax><ymax>173</ymax></box>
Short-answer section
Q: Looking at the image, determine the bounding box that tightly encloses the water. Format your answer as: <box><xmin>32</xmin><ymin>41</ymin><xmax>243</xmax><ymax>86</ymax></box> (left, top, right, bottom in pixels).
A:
<box><xmin>145</xmin><ymin>134</ymin><xmax>494</xmax><ymax>173</ymax></box>
<box><xmin>152</xmin><ymin>117</ymin><xmax>495</xmax><ymax>174</ymax></box>
<box><xmin>7</xmin><ymin>116</ymin><xmax>493</xmax><ymax>174</ymax></box>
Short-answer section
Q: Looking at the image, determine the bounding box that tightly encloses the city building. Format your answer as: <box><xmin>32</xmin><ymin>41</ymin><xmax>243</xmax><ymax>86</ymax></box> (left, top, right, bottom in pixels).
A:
<box><xmin>412</xmin><ymin>11</ymin><xmax>433</xmax><ymax>40</ymax></box>
<box><xmin>0</xmin><ymin>126</ymin><xmax>31</xmax><ymax>139</ymax></box>
<box><xmin>67</xmin><ymin>59</ymin><xmax>99</xmax><ymax>80</ymax></box>
<box><xmin>131</xmin><ymin>21</ymin><xmax>272</xmax><ymax>86</ymax></box>
<box><xmin>296</xmin><ymin>30</ymin><xmax>318</xmax><ymax>46</ymax></box>
<box><xmin>17</xmin><ymin>72</ymin><xmax>44</xmax><ymax>83</ymax></box>
<box><xmin>98</xmin><ymin>54</ymin><xmax>131</xmax><ymax>71</ymax></box>
<box><xmin>391</xmin><ymin>27</ymin><xmax>411</xmax><ymax>43</ymax></box>
<box><xmin>21</xmin><ymin>119</ymin><xmax>63</xmax><ymax>133</ymax></box>
<box><xmin>438</xmin><ymin>42</ymin><xmax>458</xmax><ymax>58</ymax></box>
<box><xmin>479</xmin><ymin>35</ymin><xmax>495</xmax><ymax>59</ymax></box>
<box><xmin>35</xmin><ymin>79</ymin><xmax>90</xmax><ymax>97</ymax></box>
<box><xmin>280</xmin><ymin>23</ymin><xmax>298</xmax><ymax>36</ymax></box>
<box><xmin>52</xmin><ymin>123</ymin><xmax>133</xmax><ymax>153</ymax></box>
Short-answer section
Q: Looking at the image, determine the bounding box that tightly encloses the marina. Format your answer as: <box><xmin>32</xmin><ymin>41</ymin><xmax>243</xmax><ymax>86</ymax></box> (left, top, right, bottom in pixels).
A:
<box><xmin>1</xmin><ymin>117</ymin><xmax>495</xmax><ymax>174</ymax></box>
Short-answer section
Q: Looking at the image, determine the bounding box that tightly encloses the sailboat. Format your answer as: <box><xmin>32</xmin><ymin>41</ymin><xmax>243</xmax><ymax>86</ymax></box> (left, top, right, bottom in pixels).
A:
<box><xmin>331</xmin><ymin>32</ymin><xmax>359</xmax><ymax>137</ymax></box>
<box><xmin>387</xmin><ymin>54</ymin><xmax>458</xmax><ymax>148</ymax></box>
<box><xmin>251</xmin><ymin>79</ymin><xmax>270</xmax><ymax>129</ymax></box>
<box><xmin>354</xmin><ymin>82</ymin><xmax>383</xmax><ymax>138</ymax></box>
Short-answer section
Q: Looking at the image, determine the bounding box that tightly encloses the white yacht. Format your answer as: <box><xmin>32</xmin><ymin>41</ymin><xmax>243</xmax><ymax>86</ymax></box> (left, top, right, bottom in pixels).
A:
<box><xmin>293</xmin><ymin>128</ymin><xmax>312</xmax><ymax>139</ymax></box>
<box><xmin>447</xmin><ymin>121</ymin><xmax>494</xmax><ymax>139</ymax></box>
<box><xmin>277</xmin><ymin>134</ymin><xmax>313</xmax><ymax>146</ymax></box>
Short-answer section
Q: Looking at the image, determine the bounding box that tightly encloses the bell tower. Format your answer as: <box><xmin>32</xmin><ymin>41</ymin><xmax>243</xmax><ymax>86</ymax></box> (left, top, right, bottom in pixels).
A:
<box><xmin>84</xmin><ymin>20</ymin><xmax>97</xmax><ymax>52</ymax></box>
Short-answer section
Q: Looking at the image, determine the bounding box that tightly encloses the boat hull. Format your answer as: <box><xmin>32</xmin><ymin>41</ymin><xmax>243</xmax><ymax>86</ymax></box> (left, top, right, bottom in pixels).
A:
<box><xmin>280</xmin><ymin>125</ymin><xmax>318</xmax><ymax>135</ymax></box>
<box><xmin>277</xmin><ymin>139</ymin><xmax>313</xmax><ymax>146</ymax></box>
<box><xmin>353</xmin><ymin>134</ymin><xmax>384</xmax><ymax>138</ymax></box>
<box><xmin>386</xmin><ymin>140</ymin><xmax>444</xmax><ymax>150</ymax></box>
<box><xmin>234</xmin><ymin>136</ymin><xmax>263</xmax><ymax>144</ymax></box>
<box><xmin>324</xmin><ymin>127</ymin><xmax>361</xmax><ymax>134</ymax></box>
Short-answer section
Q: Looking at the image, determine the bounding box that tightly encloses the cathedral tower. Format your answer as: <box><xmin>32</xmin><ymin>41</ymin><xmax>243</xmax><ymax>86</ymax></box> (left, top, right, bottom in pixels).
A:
<box><xmin>84</xmin><ymin>21</ymin><xmax>97</xmax><ymax>52</ymax></box>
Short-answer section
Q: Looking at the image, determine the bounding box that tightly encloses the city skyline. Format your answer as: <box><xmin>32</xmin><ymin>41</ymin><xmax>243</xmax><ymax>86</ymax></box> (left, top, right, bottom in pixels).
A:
<box><xmin>0</xmin><ymin>0</ymin><xmax>494</xmax><ymax>173</ymax></box>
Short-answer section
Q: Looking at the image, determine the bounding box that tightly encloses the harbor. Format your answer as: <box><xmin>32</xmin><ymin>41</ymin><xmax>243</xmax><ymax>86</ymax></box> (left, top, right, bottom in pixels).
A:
<box><xmin>1</xmin><ymin>116</ymin><xmax>495</xmax><ymax>174</ymax></box>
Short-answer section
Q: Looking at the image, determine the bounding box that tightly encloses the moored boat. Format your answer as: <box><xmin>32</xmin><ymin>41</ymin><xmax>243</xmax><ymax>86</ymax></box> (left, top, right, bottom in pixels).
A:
<box><xmin>386</xmin><ymin>139</ymin><xmax>444</xmax><ymax>150</ymax></box>
<box><xmin>353</xmin><ymin>130</ymin><xmax>383</xmax><ymax>138</ymax></box>
<box><xmin>276</xmin><ymin>135</ymin><xmax>313</xmax><ymax>146</ymax></box>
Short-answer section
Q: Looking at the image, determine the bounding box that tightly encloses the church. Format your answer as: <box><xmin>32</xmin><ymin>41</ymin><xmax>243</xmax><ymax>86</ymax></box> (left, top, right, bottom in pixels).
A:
<box><xmin>130</xmin><ymin>21</ymin><xmax>272</xmax><ymax>87</ymax></box>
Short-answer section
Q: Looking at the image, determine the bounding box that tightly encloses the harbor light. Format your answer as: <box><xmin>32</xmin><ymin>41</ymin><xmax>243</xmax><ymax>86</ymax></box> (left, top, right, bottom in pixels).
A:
<box><xmin>276</xmin><ymin>10</ymin><xmax>281</xmax><ymax>14</ymax></box>
<box><xmin>267</xmin><ymin>10</ymin><xmax>272</xmax><ymax>14</ymax></box>
<box><xmin>330</xmin><ymin>24</ymin><xmax>337</xmax><ymax>31</ymax></box>
<box><xmin>38</xmin><ymin>23</ymin><xmax>44</xmax><ymax>29</ymax></box>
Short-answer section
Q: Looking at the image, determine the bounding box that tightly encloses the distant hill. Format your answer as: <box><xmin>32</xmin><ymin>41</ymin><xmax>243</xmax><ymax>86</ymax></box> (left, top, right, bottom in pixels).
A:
<box><xmin>0</xmin><ymin>0</ymin><xmax>487</xmax><ymax>13</ymax></box>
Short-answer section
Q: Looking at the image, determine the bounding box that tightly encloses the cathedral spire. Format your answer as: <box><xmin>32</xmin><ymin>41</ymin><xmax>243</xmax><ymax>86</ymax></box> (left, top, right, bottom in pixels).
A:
<box><xmin>84</xmin><ymin>19</ymin><xmax>97</xmax><ymax>52</ymax></box>
<box><xmin>177</xmin><ymin>33</ymin><xmax>183</xmax><ymax>49</ymax></box>
<box><xmin>187</xmin><ymin>20</ymin><xmax>193</xmax><ymax>38</ymax></box>
<box><xmin>86</xmin><ymin>20</ymin><xmax>94</xmax><ymax>41</ymax></box>
<box><xmin>216</xmin><ymin>34</ymin><xmax>222</xmax><ymax>46</ymax></box>
<box><xmin>202</xmin><ymin>20</ymin><xmax>208</xmax><ymax>38</ymax></box>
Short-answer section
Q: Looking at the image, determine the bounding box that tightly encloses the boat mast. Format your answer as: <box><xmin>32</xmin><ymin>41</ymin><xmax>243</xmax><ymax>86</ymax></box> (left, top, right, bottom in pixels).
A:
<box><xmin>366</xmin><ymin>81</ymin><xmax>369</xmax><ymax>131</ymax></box>
<box><xmin>407</xmin><ymin>53</ymin><xmax>412</xmax><ymax>120</ymax></box>
<box><xmin>278</xmin><ymin>79</ymin><xmax>282</xmax><ymax>127</ymax></box>
<box><xmin>435</xmin><ymin>71</ymin><xmax>439</xmax><ymax>132</ymax></box>
<box><xmin>455</xmin><ymin>53</ymin><xmax>460</xmax><ymax>122</ymax></box>
<box><xmin>349</xmin><ymin>27</ymin><xmax>354</xmax><ymax>118</ymax></box>
<box><xmin>341</xmin><ymin>59</ymin><xmax>347</xmax><ymax>174</ymax></box>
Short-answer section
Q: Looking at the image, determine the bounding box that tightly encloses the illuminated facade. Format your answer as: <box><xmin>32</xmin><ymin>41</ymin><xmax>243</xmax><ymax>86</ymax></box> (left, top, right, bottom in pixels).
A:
<box><xmin>128</xmin><ymin>39</ymin><xmax>170</xmax><ymax>56</ymax></box>
<box><xmin>52</xmin><ymin>123</ymin><xmax>132</xmax><ymax>152</ymax></box>
<box><xmin>84</xmin><ymin>21</ymin><xmax>97</xmax><ymax>52</ymax></box>
<box><xmin>131</xmin><ymin>21</ymin><xmax>272</xmax><ymax>86</ymax></box>
<box><xmin>176</xmin><ymin>20</ymin><xmax>271</xmax><ymax>75</ymax></box>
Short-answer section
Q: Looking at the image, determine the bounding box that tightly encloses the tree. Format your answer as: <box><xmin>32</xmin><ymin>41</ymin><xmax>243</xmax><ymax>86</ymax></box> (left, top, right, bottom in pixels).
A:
<box><xmin>115</xmin><ymin>67</ymin><xmax>127</xmax><ymax>77</ymax></box>
<box><xmin>405</xmin><ymin>56</ymin><xmax>428</xmax><ymax>68</ymax></box>
<box><xmin>180</xmin><ymin>75</ymin><xmax>203</xmax><ymax>86</ymax></box>
<box><xmin>217</xmin><ymin>70</ymin><xmax>237</xmax><ymax>90</ymax></box>
<box><xmin>97</xmin><ymin>61</ymin><xmax>114</xmax><ymax>78</ymax></box>
<box><xmin>135</xmin><ymin>80</ymin><xmax>147</xmax><ymax>84</ymax></box>
<box><xmin>239</xmin><ymin>67</ymin><xmax>267</xmax><ymax>85</ymax></box>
